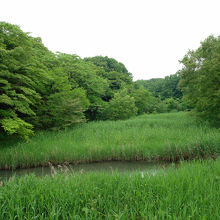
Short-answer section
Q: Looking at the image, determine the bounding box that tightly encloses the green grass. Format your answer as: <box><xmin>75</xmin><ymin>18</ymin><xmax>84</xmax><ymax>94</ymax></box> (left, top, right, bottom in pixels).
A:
<box><xmin>0</xmin><ymin>112</ymin><xmax>219</xmax><ymax>169</ymax></box>
<box><xmin>1</xmin><ymin>159</ymin><xmax>220</xmax><ymax>219</ymax></box>
<box><xmin>0</xmin><ymin>112</ymin><xmax>220</xmax><ymax>219</ymax></box>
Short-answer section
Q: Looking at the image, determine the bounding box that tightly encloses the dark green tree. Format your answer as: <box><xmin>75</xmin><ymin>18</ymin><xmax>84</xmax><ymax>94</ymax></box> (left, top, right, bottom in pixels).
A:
<box><xmin>84</xmin><ymin>56</ymin><xmax>133</xmax><ymax>93</ymax></box>
<box><xmin>179</xmin><ymin>35</ymin><xmax>220</xmax><ymax>125</ymax></box>
<box><xmin>135</xmin><ymin>73</ymin><xmax>182</xmax><ymax>100</ymax></box>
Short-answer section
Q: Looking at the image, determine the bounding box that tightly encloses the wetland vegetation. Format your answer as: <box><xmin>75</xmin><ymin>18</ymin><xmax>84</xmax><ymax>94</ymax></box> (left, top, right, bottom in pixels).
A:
<box><xmin>0</xmin><ymin>112</ymin><xmax>219</xmax><ymax>170</ymax></box>
<box><xmin>0</xmin><ymin>22</ymin><xmax>220</xmax><ymax>219</ymax></box>
<box><xmin>1</xmin><ymin>159</ymin><xmax>220</xmax><ymax>219</ymax></box>
<box><xmin>0</xmin><ymin>112</ymin><xmax>220</xmax><ymax>219</ymax></box>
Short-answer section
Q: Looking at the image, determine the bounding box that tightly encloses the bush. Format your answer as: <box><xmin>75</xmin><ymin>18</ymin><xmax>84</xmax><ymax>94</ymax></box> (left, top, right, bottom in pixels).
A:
<box><xmin>100</xmin><ymin>90</ymin><xmax>137</xmax><ymax>120</ymax></box>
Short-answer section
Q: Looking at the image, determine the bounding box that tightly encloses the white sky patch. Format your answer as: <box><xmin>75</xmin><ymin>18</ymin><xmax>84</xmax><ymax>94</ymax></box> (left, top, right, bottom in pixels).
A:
<box><xmin>1</xmin><ymin>0</ymin><xmax>220</xmax><ymax>80</ymax></box>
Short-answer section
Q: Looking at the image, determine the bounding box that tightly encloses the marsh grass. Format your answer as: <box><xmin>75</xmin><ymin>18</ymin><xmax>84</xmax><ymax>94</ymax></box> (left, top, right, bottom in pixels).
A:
<box><xmin>0</xmin><ymin>159</ymin><xmax>220</xmax><ymax>219</ymax></box>
<box><xmin>0</xmin><ymin>112</ymin><xmax>219</xmax><ymax>169</ymax></box>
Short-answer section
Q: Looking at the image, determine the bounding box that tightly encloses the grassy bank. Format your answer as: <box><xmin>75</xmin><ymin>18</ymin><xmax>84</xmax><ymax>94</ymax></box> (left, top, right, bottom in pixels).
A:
<box><xmin>0</xmin><ymin>112</ymin><xmax>220</xmax><ymax>169</ymax></box>
<box><xmin>0</xmin><ymin>159</ymin><xmax>220</xmax><ymax>219</ymax></box>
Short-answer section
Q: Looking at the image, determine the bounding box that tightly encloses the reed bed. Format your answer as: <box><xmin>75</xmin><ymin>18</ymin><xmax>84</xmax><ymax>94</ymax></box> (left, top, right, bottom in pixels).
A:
<box><xmin>0</xmin><ymin>112</ymin><xmax>219</xmax><ymax>169</ymax></box>
<box><xmin>0</xmin><ymin>159</ymin><xmax>220</xmax><ymax>219</ymax></box>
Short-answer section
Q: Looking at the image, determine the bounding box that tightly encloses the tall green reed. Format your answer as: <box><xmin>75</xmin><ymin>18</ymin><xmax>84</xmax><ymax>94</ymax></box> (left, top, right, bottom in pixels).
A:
<box><xmin>0</xmin><ymin>159</ymin><xmax>220</xmax><ymax>219</ymax></box>
<box><xmin>0</xmin><ymin>112</ymin><xmax>219</xmax><ymax>169</ymax></box>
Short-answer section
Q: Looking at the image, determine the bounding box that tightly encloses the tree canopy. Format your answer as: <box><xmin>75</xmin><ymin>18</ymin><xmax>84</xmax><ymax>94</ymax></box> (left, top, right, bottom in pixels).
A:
<box><xmin>179</xmin><ymin>35</ymin><xmax>220</xmax><ymax>125</ymax></box>
<box><xmin>1</xmin><ymin>21</ymin><xmax>218</xmax><ymax>139</ymax></box>
<box><xmin>135</xmin><ymin>73</ymin><xmax>182</xmax><ymax>100</ymax></box>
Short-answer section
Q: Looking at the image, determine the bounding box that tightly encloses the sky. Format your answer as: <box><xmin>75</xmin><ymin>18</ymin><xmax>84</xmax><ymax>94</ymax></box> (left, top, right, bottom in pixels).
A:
<box><xmin>1</xmin><ymin>0</ymin><xmax>220</xmax><ymax>80</ymax></box>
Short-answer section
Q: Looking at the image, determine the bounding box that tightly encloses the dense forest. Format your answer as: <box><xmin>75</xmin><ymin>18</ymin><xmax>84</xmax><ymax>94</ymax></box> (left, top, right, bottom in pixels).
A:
<box><xmin>0</xmin><ymin>22</ymin><xmax>219</xmax><ymax>139</ymax></box>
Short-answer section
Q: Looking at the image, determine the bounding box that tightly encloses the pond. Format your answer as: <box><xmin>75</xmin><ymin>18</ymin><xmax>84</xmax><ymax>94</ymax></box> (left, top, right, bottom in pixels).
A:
<box><xmin>0</xmin><ymin>161</ymin><xmax>171</xmax><ymax>179</ymax></box>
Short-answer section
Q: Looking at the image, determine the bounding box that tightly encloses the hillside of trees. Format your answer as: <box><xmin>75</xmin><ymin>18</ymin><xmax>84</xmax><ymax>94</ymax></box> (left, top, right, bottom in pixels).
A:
<box><xmin>0</xmin><ymin>22</ymin><xmax>219</xmax><ymax>138</ymax></box>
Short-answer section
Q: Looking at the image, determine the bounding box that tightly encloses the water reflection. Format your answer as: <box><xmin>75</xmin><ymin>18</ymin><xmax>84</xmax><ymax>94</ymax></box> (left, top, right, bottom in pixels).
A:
<box><xmin>0</xmin><ymin>161</ymin><xmax>169</xmax><ymax>179</ymax></box>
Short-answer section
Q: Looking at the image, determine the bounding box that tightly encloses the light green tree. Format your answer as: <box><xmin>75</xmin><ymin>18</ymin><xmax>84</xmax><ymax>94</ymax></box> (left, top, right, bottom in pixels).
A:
<box><xmin>101</xmin><ymin>90</ymin><xmax>137</xmax><ymax>120</ymax></box>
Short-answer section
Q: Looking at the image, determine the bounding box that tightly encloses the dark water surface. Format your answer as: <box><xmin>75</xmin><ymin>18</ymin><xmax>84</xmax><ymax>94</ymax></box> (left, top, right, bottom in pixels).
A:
<box><xmin>0</xmin><ymin>161</ymin><xmax>169</xmax><ymax>179</ymax></box>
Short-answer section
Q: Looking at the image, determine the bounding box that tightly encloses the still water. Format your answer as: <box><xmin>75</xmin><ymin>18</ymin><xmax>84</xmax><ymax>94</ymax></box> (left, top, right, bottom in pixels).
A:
<box><xmin>0</xmin><ymin>161</ymin><xmax>170</xmax><ymax>179</ymax></box>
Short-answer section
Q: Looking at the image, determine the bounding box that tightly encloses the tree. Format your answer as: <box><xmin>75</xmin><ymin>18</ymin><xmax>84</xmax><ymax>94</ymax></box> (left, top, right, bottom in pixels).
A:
<box><xmin>134</xmin><ymin>73</ymin><xmax>182</xmax><ymax>100</ymax></box>
<box><xmin>100</xmin><ymin>90</ymin><xmax>137</xmax><ymax>120</ymax></box>
<box><xmin>179</xmin><ymin>35</ymin><xmax>220</xmax><ymax>126</ymax></box>
<box><xmin>54</xmin><ymin>53</ymin><xmax>109</xmax><ymax>120</ymax></box>
<box><xmin>132</xmin><ymin>88</ymin><xmax>158</xmax><ymax>114</ymax></box>
<box><xmin>84</xmin><ymin>56</ymin><xmax>131</xmax><ymax>76</ymax></box>
<box><xmin>84</xmin><ymin>56</ymin><xmax>133</xmax><ymax>92</ymax></box>
<box><xmin>0</xmin><ymin>22</ymin><xmax>45</xmax><ymax>138</ymax></box>
<box><xmin>34</xmin><ymin>66</ymin><xmax>90</xmax><ymax>129</ymax></box>
<box><xmin>0</xmin><ymin>22</ymin><xmax>91</xmax><ymax>138</ymax></box>
<box><xmin>46</xmin><ymin>88</ymin><xmax>89</xmax><ymax>129</ymax></box>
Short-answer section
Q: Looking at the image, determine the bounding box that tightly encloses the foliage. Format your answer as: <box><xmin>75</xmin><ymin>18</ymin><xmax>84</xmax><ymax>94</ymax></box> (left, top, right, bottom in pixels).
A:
<box><xmin>100</xmin><ymin>90</ymin><xmax>137</xmax><ymax>120</ymax></box>
<box><xmin>134</xmin><ymin>74</ymin><xmax>185</xmax><ymax>113</ymax></box>
<box><xmin>131</xmin><ymin>88</ymin><xmax>160</xmax><ymax>114</ymax></box>
<box><xmin>1</xmin><ymin>21</ymin><xmax>219</xmax><ymax>139</ymax></box>
<box><xmin>135</xmin><ymin>73</ymin><xmax>182</xmax><ymax>100</ymax></box>
<box><xmin>84</xmin><ymin>56</ymin><xmax>131</xmax><ymax>76</ymax></box>
<box><xmin>0</xmin><ymin>22</ymin><xmax>44</xmax><ymax>137</ymax></box>
<box><xmin>0</xmin><ymin>22</ymin><xmax>91</xmax><ymax>138</ymax></box>
<box><xmin>45</xmin><ymin>88</ymin><xmax>89</xmax><ymax>129</ymax></box>
<box><xmin>84</xmin><ymin>56</ymin><xmax>133</xmax><ymax>92</ymax></box>
<box><xmin>54</xmin><ymin>53</ymin><xmax>109</xmax><ymax>120</ymax></box>
<box><xmin>1</xmin><ymin>116</ymin><xmax>33</xmax><ymax>139</ymax></box>
<box><xmin>179</xmin><ymin>35</ymin><xmax>220</xmax><ymax>126</ymax></box>
<box><xmin>163</xmin><ymin>97</ymin><xmax>185</xmax><ymax>112</ymax></box>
